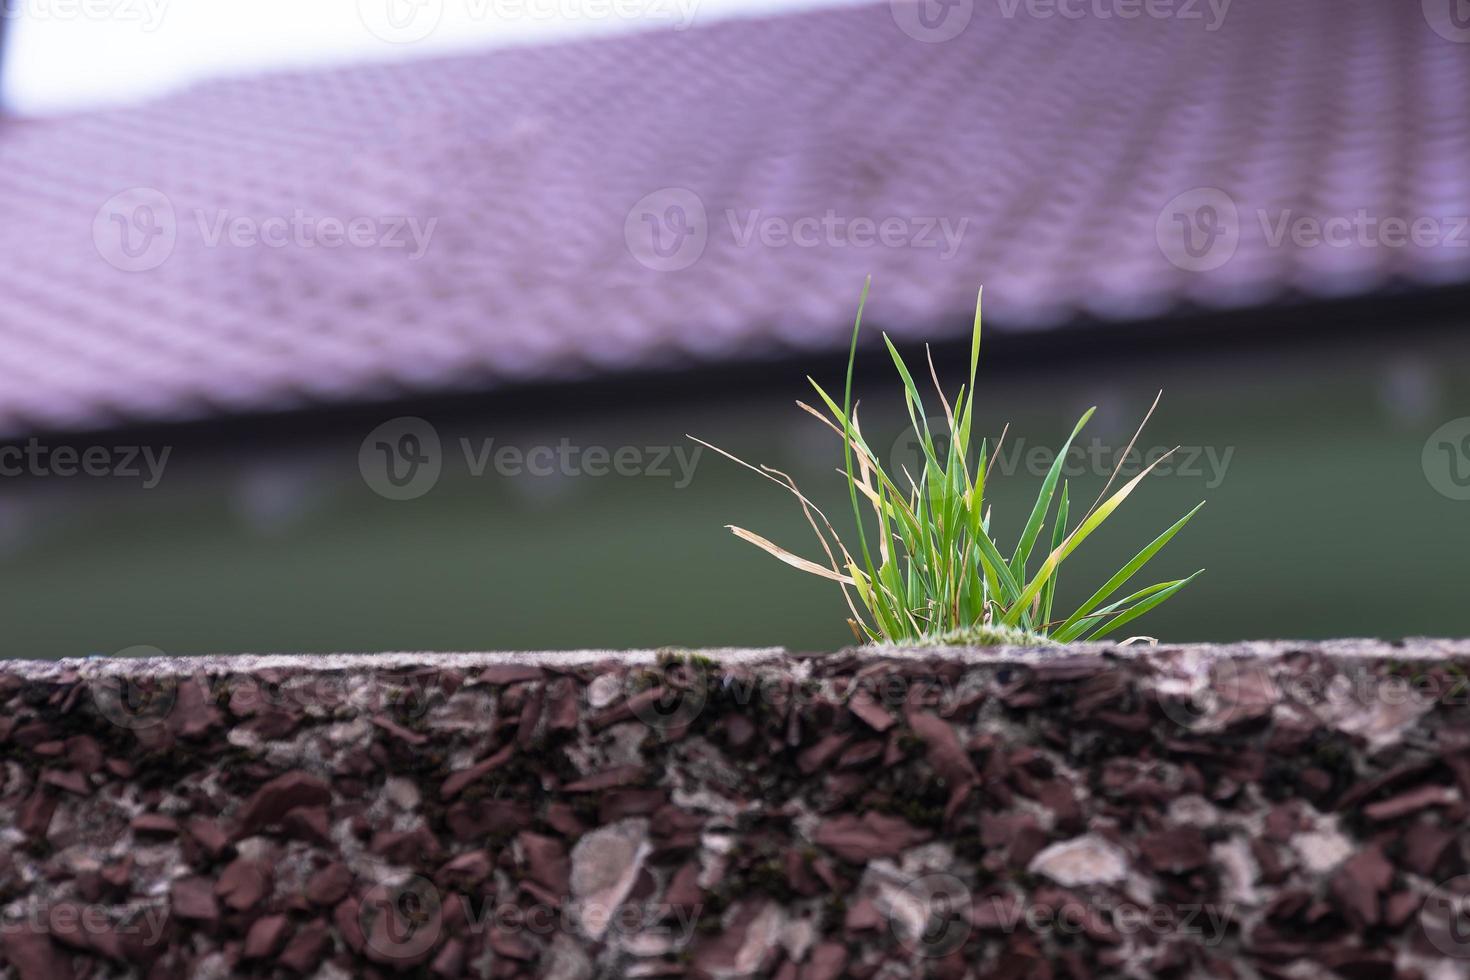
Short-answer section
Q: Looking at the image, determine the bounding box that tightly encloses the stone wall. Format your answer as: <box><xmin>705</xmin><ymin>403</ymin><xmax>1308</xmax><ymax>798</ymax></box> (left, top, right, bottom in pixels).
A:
<box><xmin>3</xmin><ymin>641</ymin><xmax>1470</xmax><ymax>979</ymax></box>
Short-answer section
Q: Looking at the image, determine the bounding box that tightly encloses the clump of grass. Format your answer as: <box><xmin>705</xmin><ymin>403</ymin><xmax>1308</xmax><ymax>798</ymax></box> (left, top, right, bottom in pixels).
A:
<box><xmin>691</xmin><ymin>281</ymin><xmax>1203</xmax><ymax>646</ymax></box>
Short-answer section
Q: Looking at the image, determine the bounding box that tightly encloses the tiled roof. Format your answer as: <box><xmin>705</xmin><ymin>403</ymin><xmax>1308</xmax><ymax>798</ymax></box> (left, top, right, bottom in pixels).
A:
<box><xmin>1</xmin><ymin>0</ymin><xmax>1467</xmax><ymax>434</ymax></box>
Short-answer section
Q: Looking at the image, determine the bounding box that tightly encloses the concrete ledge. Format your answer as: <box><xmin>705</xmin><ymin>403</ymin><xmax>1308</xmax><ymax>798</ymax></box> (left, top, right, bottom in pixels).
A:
<box><xmin>3</xmin><ymin>641</ymin><xmax>1470</xmax><ymax>978</ymax></box>
<box><xmin>9</xmin><ymin>638</ymin><xmax>1470</xmax><ymax>677</ymax></box>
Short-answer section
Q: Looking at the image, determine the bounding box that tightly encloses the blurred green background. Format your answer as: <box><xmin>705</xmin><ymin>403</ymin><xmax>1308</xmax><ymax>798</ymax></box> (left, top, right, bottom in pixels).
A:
<box><xmin>0</xmin><ymin>327</ymin><xmax>1465</xmax><ymax>658</ymax></box>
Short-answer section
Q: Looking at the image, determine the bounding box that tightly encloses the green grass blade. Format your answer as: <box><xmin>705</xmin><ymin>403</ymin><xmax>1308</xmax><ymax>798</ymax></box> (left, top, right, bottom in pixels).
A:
<box><xmin>882</xmin><ymin>334</ymin><xmax>943</xmax><ymax>476</ymax></box>
<box><xmin>1010</xmin><ymin>409</ymin><xmax>1094</xmax><ymax>578</ymax></box>
<box><xmin>1053</xmin><ymin>502</ymin><xmax>1204</xmax><ymax>639</ymax></box>
<box><xmin>1002</xmin><ymin>449</ymin><xmax>1177</xmax><ymax>627</ymax></box>
<box><xmin>952</xmin><ymin>385</ymin><xmax>971</xmax><ymax>462</ymax></box>
<box><xmin>967</xmin><ymin>441</ymin><xmax>986</xmax><ymax>540</ymax></box>
<box><xmin>808</xmin><ymin>377</ymin><xmax>924</xmax><ymax>540</ymax></box>
<box><xmin>1038</xmin><ymin>480</ymin><xmax>1069</xmax><ymax>634</ymax></box>
<box><xmin>1082</xmin><ymin>570</ymin><xmax>1203</xmax><ymax>641</ymax></box>
<box><xmin>964</xmin><ymin>545</ymin><xmax>987</xmax><ymax>623</ymax></box>
<box><xmin>972</xmin><ymin>526</ymin><xmax>1022</xmax><ymax>608</ymax></box>
<box><xmin>840</xmin><ymin>280</ymin><xmax>877</xmax><ymax>592</ymax></box>
<box><xmin>968</xmin><ymin>288</ymin><xmax>982</xmax><ymax>405</ymax></box>
<box><xmin>1052</xmin><ymin>579</ymin><xmax>1181</xmax><ymax>642</ymax></box>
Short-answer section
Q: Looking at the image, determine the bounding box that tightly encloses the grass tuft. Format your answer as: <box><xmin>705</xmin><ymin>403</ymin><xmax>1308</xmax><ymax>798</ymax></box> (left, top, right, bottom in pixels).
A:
<box><xmin>691</xmin><ymin>281</ymin><xmax>1203</xmax><ymax>646</ymax></box>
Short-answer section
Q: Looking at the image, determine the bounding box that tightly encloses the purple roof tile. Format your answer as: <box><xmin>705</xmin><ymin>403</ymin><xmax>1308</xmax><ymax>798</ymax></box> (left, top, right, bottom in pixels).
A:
<box><xmin>0</xmin><ymin>0</ymin><xmax>1467</xmax><ymax>434</ymax></box>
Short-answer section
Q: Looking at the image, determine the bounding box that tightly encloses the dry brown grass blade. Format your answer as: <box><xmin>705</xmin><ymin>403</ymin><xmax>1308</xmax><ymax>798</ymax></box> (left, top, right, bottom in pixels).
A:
<box><xmin>903</xmin><ymin>605</ymin><xmax>925</xmax><ymax>636</ymax></box>
<box><xmin>761</xmin><ymin>465</ymin><xmax>867</xmax><ymax>626</ymax></box>
<box><xmin>1076</xmin><ymin>390</ymin><xmax>1163</xmax><ymax>528</ymax></box>
<box><xmin>797</xmin><ymin>399</ymin><xmax>923</xmax><ymax>536</ymax></box>
<box><xmin>850</xmin><ymin>402</ymin><xmax>875</xmax><ymax>499</ymax></box>
<box><xmin>762</xmin><ymin>466</ymin><xmax>852</xmax><ymax>565</ymax></box>
<box><xmin>688</xmin><ymin>434</ymin><xmax>836</xmax><ymax>515</ymax></box>
<box><xmin>1048</xmin><ymin>446</ymin><xmax>1178</xmax><ymax>564</ymax></box>
<box><xmin>985</xmin><ymin>422</ymin><xmax>1010</xmax><ymax>481</ymax></box>
<box><xmin>686</xmin><ymin>435</ymin><xmax>867</xmax><ymax>624</ymax></box>
<box><xmin>795</xmin><ymin>401</ymin><xmax>881</xmax><ymax>479</ymax></box>
<box><xmin>846</xmin><ymin>471</ymin><xmax>893</xmax><ymax>564</ymax></box>
<box><xmin>848</xmin><ymin>406</ymin><xmax>895</xmax><ymax>561</ymax></box>
<box><xmin>925</xmin><ymin>343</ymin><xmax>955</xmax><ymax>431</ymax></box>
<box><xmin>727</xmin><ymin>526</ymin><xmax>856</xmax><ymax>584</ymax></box>
<box><xmin>900</xmin><ymin>463</ymin><xmax>921</xmax><ymax>500</ymax></box>
<box><xmin>797</xmin><ymin>399</ymin><xmax>902</xmax><ymax>564</ymax></box>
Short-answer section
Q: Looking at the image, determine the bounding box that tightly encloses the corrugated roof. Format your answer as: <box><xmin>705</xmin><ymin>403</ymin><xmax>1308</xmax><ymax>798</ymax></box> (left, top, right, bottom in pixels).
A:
<box><xmin>1</xmin><ymin>0</ymin><xmax>1467</xmax><ymax>434</ymax></box>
